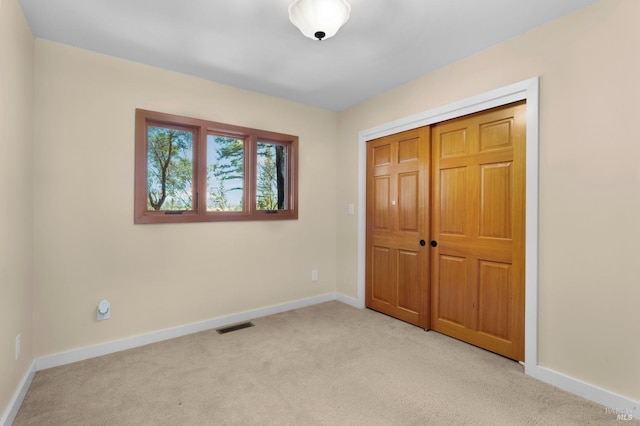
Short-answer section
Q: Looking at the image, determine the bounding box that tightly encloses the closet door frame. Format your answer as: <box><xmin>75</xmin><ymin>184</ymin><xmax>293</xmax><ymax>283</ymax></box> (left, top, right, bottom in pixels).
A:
<box><xmin>355</xmin><ymin>77</ymin><xmax>539</xmax><ymax>370</ymax></box>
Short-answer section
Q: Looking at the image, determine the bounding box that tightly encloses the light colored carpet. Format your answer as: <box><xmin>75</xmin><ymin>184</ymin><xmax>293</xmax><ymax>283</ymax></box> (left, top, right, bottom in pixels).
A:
<box><xmin>14</xmin><ymin>301</ymin><xmax>624</xmax><ymax>425</ymax></box>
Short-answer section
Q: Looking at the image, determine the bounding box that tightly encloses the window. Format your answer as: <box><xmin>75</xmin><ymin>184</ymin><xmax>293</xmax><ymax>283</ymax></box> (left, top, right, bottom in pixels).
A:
<box><xmin>135</xmin><ymin>109</ymin><xmax>298</xmax><ymax>223</ymax></box>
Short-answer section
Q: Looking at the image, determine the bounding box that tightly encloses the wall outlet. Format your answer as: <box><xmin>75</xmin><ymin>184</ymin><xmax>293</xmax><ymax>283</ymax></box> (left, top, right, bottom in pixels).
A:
<box><xmin>311</xmin><ymin>269</ymin><xmax>318</xmax><ymax>282</ymax></box>
<box><xmin>97</xmin><ymin>300</ymin><xmax>111</xmax><ymax>320</ymax></box>
<box><xmin>15</xmin><ymin>334</ymin><xmax>20</xmax><ymax>360</ymax></box>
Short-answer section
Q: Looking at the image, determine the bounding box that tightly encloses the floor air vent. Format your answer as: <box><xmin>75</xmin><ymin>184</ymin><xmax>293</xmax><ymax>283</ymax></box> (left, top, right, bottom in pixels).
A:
<box><xmin>216</xmin><ymin>322</ymin><xmax>254</xmax><ymax>334</ymax></box>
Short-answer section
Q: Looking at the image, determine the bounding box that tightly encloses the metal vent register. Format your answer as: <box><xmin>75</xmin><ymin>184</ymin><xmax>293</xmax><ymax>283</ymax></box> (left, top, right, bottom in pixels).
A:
<box><xmin>216</xmin><ymin>322</ymin><xmax>254</xmax><ymax>335</ymax></box>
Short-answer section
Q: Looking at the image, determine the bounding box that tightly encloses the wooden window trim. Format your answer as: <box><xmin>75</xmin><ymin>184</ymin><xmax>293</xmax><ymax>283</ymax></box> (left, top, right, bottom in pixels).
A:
<box><xmin>135</xmin><ymin>109</ymin><xmax>298</xmax><ymax>224</ymax></box>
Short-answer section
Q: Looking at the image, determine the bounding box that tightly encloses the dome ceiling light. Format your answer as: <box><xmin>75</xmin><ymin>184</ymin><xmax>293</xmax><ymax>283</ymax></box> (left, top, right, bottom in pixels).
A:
<box><xmin>288</xmin><ymin>0</ymin><xmax>351</xmax><ymax>41</ymax></box>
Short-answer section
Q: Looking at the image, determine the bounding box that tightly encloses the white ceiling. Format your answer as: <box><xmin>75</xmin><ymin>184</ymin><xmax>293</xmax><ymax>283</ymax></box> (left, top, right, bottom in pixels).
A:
<box><xmin>19</xmin><ymin>0</ymin><xmax>599</xmax><ymax>111</ymax></box>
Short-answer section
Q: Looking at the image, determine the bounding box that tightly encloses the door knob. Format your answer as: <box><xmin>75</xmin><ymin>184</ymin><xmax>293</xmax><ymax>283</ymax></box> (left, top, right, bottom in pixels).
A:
<box><xmin>430</xmin><ymin>240</ymin><xmax>438</xmax><ymax>247</ymax></box>
<box><xmin>419</xmin><ymin>240</ymin><xmax>426</xmax><ymax>246</ymax></box>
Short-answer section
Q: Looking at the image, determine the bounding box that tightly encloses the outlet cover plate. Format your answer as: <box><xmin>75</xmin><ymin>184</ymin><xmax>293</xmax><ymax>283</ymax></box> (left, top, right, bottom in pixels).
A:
<box><xmin>97</xmin><ymin>300</ymin><xmax>111</xmax><ymax>320</ymax></box>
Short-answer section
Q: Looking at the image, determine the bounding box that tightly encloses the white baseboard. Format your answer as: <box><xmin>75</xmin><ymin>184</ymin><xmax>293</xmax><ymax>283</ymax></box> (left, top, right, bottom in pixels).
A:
<box><xmin>4</xmin><ymin>292</ymin><xmax>638</xmax><ymax>424</ymax></box>
<box><xmin>1</xmin><ymin>360</ymin><xmax>36</xmax><ymax>426</ymax></box>
<box><xmin>3</xmin><ymin>293</ymin><xmax>339</xmax><ymax>425</ymax></box>
<box><xmin>36</xmin><ymin>292</ymin><xmax>338</xmax><ymax>371</ymax></box>
<box><xmin>335</xmin><ymin>292</ymin><xmax>360</xmax><ymax>309</ymax></box>
<box><xmin>526</xmin><ymin>365</ymin><xmax>639</xmax><ymax>414</ymax></box>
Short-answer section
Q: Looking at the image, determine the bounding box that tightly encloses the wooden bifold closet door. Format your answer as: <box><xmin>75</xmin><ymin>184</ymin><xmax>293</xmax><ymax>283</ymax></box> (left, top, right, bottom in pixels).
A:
<box><xmin>365</xmin><ymin>127</ymin><xmax>430</xmax><ymax>328</ymax></box>
<box><xmin>430</xmin><ymin>102</ymin><xmax>526</xmax><ymax>361</ymax></box>
<box><xmin>366</xmin><ymin>101</ymin><xmax>526</xmax><ymax>361</ymax></box>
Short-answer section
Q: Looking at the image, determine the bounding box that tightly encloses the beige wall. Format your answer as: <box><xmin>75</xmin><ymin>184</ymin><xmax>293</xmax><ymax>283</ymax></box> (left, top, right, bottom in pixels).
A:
<box><xmin>32</xmin><ymin>40</ymin><xmax>338</xmax><ymax>356</ymax></box>
<box><xmin>3</xmin><ymin>0</ymin><xmax>638</xmax><ymax>416</ymax></box>
<box><xmin>0</xmin><ymin>0</ymin><xmax>35</xmax><ymax>416</ymax></box>
<box><xmin>337</xmin><ymin>0</ymin><xmax>639</xmax><ymax>401</ymax></box>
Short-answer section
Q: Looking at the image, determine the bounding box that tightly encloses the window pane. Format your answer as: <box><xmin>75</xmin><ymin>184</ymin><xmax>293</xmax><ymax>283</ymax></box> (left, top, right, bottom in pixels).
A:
<box><xmin>147</xmin><ymin>126</ymin><xmax>193</xmax><ymax>211</ymax></box>
<box><xmin>207</xmin><ymin>135</ymin><xmax>244</xmax><ymax>211</ymax></box>
<box><xmin>256</xmin><ymin>142</ymin><xmax>287</xmax><ymax>210</ymax></box>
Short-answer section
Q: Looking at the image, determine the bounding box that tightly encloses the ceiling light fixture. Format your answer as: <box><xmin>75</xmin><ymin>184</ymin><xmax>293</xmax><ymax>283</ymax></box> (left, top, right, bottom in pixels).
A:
<box><xmin>288</xmin><ymin>0</ymin><xmax>351</xmax><ymax>41</ymax></box>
